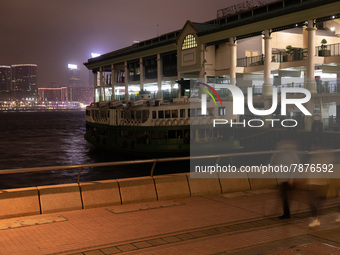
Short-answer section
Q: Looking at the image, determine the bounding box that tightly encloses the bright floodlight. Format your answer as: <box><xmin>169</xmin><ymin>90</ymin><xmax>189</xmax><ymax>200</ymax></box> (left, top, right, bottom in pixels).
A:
<box><xmin>91</xmin><ymin>53</ymin><xmax>101</xmax><ymax>58</ymax></box>
<box><xmin>68</xmin><ymin>64</ymin><xmax>78</xmax><ymax>69</ymax></box>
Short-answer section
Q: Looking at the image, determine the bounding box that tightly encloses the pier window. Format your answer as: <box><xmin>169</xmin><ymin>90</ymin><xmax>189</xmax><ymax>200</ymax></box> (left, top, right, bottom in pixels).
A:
<box><xmin>144</xmin><ymin>57</ymin><xmax>157</xmax><ymax>79</ymax></box>
<box><xmin>116</xmin><ymin>70</ymin><xmax>125</xmax><ymax>83</ymax></box>
<box><xmin>152</xmin><ymin>111</ymin><xmax>157</xmax><ymax>119</ymax></box>
<box><xmin>180</xmin><ymin>109</ymin><xmax>186</xmax><ymax>118</ymax></box>
<box><xmin>162</xmin><ymin>53</ymin><xmax>177</xmax><ymax>77</ymax></box>
<box><xmin>128</xmin><ymin>61</ymin><xmax>140</xmax><ymax>81</ymax></box>
<box><xmin>218</xmin><ymin>107</ymin><xmax>226</xmax><ymax>116</ymax></box>
<box><xmin>158</xmin><ymin>110</ymin><xmax>164</xmax><ymax>119</ymax></box>
<box><xmin>182</xmin><ymin>34</ymin><xmax>197</xmax><ymax>50</ymax></box>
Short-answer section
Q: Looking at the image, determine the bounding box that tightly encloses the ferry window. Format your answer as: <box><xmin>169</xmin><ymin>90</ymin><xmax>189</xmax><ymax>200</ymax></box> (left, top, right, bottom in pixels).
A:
<box><xmin>182</xmin><ymin>34</ymin><xmax>197</xmax><ymax>50</ymax></box>
<box><xmin>213</xmin><ymin>129</ymin><xmax>218</xmax><ymax>138</ymax></box>
<box><xmin>198</xmin><ymin>129</ymin><xmax>205</xmax><ymax>138</ymax></box>
<box><xmin>191</xmin><ymin>130</ymin><xmax>196</xmax><ymax>139</ymax></box>
<box><xmin>165</xmin><ymin>110</ymin><xmax>171</xmax><ymax>118</ymax></box>
<box><xmin>152</xmin><ymin>130</ymin><xmax>162</xmax><ymax>139</ymax></box>
<box><xmin>188</xmin><ymin>108</ymin><xmax>195</xmax><ymax>117</ymax></box>
<box><xmin>136</xmin><ymin>111</ymin><xmax>141</xmax><ymax>119</ymax></box>
<box><xmin>168</xmin><ymin>130</ymin><xmax>176</xmax><ymax>139</ymax></box>
<box><xmin>158</xmin><ymin>110</ymin><xmax>164</xmax><ymax>118</ymax></box>
<box><xmin>168</xmin><ymin>130</ymin><xmax>182</xmax><ymax>139</ymax></box>
<box><xmin>142</xmin><ymin>110</ymin><xmax>149</xmax><ymax>122</ymax></box>
<box><xmin>172</xmin><ymin>110</ymin><xmax>178</xmax><ymax>118</ymax></box>
<box><xmin>207</xmin><ymin>107</ymin><xmax>214</xmax><ymax>116</ymax></box>
<box><xmin>218</xmin><ymin>107</ymin><xmax>226</xmax><ymax>116</ymax></box>
<box><xmin>180</xmin><ymin>109</ymin><xmax>186</xmax><ymax>118</ymax></box>
<box><xmin>197</xmin><ymin>108</ymin><xmax>203</xmax><ymax>117</ymax></box>
<box><xmin>152</xmin><ymin>111</ymin><xmax>157</xmax><ymax>119</ymax></box>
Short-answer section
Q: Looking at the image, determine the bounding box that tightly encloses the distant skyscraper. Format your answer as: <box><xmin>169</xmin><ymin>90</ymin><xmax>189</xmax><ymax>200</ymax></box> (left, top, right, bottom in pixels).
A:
<box><xmin>67</xmin><ymin>64</ymin><xmax>82</xmax><ymax>101</ymax></box>
<box><xmin>0</xmin><ymin>66</ymin><xmax>11</xmax><ymax>92</ymax></box>
<box><xmin>11</xmin><ymin>64</ymin><xmax>38</xmax><ymax>100</ymax></box>
<box><xmin>67</xmin><ymin>64</ymin><xmax>81</xmax><ymax>88</ymax></box>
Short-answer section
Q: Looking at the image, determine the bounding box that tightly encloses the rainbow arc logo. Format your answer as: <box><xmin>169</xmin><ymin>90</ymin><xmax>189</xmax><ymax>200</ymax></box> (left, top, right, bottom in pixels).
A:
<box><xmin>197</xmin><ymin>82</ymin><xmax>222</xmax><ymax>106</ymax></box>
<box><xmin>197</xmin><ymin>82</ymin><xmax>223</xmax><ymax>115</ymax></box>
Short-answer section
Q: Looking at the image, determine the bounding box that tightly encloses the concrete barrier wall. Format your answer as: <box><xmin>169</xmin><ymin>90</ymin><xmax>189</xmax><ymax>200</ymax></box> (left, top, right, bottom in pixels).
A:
<box><xmin>0</xmin><ymin>187</ymin><xmax>40</xmax><ymax>218</ymax></box>
<box><xmin>248</xmin><ymin>172</ymin><xmax>278</xmax><ymax>190</ymax></box>
<box><xmin>117</xmin><ymin>177</ymin><xmax>157</xmax><ymax>204</ymax></box>
<box><xmin>187</xmin><ymin>173</ymin><xmax>222</xmax><ymax>196</ymax></box>
<box><xmin>154</xmin><ymin>173</ymin><xmax>190</xmax><ymax>200</ymax></box>
<box><xmin>0</xmin><ymin>170</ymin><xmax>281</xmax><ymax>218</ymax></box>
<box><xmin>80</xmin><ymin>180</ymin><xmax>121</xmax><ymax>209</ymax></box>
<box><xmin>38</xmin><ymin>184</ymin><xmax>83</xmax><ymax>214</ymax></box>
<box><xmin>218</xmin><ymin>172</ymin><xmax>251</xmax><ymax>193</ymax></box>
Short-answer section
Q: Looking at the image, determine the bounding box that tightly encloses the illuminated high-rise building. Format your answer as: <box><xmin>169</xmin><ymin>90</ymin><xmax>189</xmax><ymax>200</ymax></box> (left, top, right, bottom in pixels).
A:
<box><xmin>0</xmin><ymin>65</ymin><xmax>11</xmax><ymax>100</ymax></box>
<box><xmin>11</xmin><ymin>64</ymin><xmax>38</xmax><ymax>100</ymax></box>
<box><xmin>0</xmin><ymin>66</ymin><xmax>11</xmax><ymax>92</ymax></box>
<box><xmin>67</xmin><ymin>64</ymin><xmax>82</xmax><ymax>101</ymax></box>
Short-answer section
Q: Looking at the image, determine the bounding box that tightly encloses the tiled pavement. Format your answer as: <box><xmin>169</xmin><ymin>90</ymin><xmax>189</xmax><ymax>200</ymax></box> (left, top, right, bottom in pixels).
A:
<box><xmin>1</xmin><ymin>190</ymin><xmax>340</xmax><ymax>254</ymax></box>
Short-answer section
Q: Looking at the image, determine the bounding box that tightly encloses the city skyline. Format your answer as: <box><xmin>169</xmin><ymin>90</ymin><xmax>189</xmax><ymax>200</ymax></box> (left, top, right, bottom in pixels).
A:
<box><xmin>0</xmin><ymin>0</ymin><xmax>246</xmax><ymax>88</ymax></box>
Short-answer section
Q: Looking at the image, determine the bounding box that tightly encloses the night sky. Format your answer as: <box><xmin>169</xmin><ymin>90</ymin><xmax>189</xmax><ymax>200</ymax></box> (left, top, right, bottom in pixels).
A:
<box><xmin>1</xmin><ymin>0</ymin><xmax>250</xmax><ymax>88</ymax></box>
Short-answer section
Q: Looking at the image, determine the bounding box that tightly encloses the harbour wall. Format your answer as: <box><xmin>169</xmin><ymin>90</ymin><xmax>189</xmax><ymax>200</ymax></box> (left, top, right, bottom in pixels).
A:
<box><xmin>0</xmin><ymin>172</ymin><xmax>282</xmax><ymax>219</ymax></box>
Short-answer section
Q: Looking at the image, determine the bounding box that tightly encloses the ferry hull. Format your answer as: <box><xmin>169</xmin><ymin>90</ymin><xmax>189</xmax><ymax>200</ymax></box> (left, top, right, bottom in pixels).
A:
<box><xmin>85</xmin><ymin>121</ymin><xmax>242</xmax><ymax>157</ymax></box>
<box><xmin>85</xmin><ymin>121</ymin><xmax>191</xmax><ymax>156</ymax></box>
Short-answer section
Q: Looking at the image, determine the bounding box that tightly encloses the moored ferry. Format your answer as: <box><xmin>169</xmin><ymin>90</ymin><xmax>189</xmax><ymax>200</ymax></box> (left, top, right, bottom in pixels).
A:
<box><xmin>85</xmin><ymin>90</ymin><xmax>240</xmax><ymax>156</ymax></box>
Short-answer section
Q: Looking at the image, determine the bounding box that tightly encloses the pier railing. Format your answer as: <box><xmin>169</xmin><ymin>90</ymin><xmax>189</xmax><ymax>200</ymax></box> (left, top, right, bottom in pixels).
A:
<box><xmin>1</xmin><ymin>149</ymin><xmax>340</xmax><ymax>185</ymax></box>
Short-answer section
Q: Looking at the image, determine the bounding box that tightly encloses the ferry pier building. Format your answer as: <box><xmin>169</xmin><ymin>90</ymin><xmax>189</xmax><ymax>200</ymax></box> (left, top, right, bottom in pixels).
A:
<box><xmin>84</xmin><ymin>0</ymin><xmax>340</xmax><ymax>132</ymax></box>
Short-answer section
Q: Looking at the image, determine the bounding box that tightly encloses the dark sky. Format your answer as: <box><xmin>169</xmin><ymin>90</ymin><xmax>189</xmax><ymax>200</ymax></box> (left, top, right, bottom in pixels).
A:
<box><xmin>1</xmin><ymin>0</ymin><xmax>248</xmax><ymax>87</ymax></box>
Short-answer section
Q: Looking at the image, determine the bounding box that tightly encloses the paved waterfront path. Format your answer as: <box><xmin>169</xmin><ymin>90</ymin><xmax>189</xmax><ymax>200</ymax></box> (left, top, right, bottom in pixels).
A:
<box><xmin>1</xmin><ymin>190</ymin><xmax>340</xmax><ymax>254</ymax></box>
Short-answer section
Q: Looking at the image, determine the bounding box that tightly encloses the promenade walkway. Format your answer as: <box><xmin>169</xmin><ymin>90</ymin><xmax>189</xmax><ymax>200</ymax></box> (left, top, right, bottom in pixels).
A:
<box><xmin>1</xmin><ymin>189</ymin><xmax>340</xmax><ymax>255</ymax></box>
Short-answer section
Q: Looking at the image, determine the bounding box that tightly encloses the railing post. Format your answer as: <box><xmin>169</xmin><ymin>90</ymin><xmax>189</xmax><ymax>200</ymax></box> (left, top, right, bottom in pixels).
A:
<box><xmin>215</xmin><ymin>157</ymin><xmax>221</xmax><ymax>166</ymax></box>
<box><xmin>150</xmin><ymin>161</ymin><xmax>157</xmax><ymax>177</ymax></box>
<box><xmin>77</xmin><ymin>167</ymin><xmax>82</xmax><ymax>184</ymax></box>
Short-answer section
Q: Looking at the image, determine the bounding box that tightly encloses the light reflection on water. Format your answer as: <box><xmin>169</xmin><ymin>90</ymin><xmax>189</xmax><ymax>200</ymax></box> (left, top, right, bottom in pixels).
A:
<box><xmin>0</xmin><ymin>111</ymin><xmax>188</xmax><ymax>188</ymax></box>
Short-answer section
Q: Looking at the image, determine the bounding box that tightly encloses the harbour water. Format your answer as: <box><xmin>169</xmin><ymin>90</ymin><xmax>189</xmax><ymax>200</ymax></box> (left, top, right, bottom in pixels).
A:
<box><xmin>0</xmin><ymin>110</ymin><xmax>188</xmax><ymax>189</ymax></box>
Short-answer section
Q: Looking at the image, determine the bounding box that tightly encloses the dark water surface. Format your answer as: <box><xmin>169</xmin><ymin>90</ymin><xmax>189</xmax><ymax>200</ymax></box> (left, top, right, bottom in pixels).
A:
<box><xmin>0</xmin><ymin>111</ymin><xmax>188</xmax><ymax>189</ymax></box>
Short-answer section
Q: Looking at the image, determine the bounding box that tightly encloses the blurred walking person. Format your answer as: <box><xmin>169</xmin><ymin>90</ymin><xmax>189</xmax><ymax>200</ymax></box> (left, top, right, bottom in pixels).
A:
<box><xmin>270</xmin><ymin>140</ymin><xmax>300</xmax><ymax>219</ymax></box>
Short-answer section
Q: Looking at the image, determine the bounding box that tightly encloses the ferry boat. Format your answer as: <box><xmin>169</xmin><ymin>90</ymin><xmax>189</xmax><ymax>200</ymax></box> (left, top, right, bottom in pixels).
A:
<box><xmin>84</xmin><ymin>90</ymin><xmax>241</xmax><ymax>156</ymax></box>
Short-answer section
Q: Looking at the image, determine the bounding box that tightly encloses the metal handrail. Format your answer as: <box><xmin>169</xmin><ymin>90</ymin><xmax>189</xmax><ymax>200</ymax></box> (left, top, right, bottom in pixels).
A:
<box><xmin>1</xmin><ymin>149</ymin><xmax>340</xmax><ymax>184</ymax></box>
